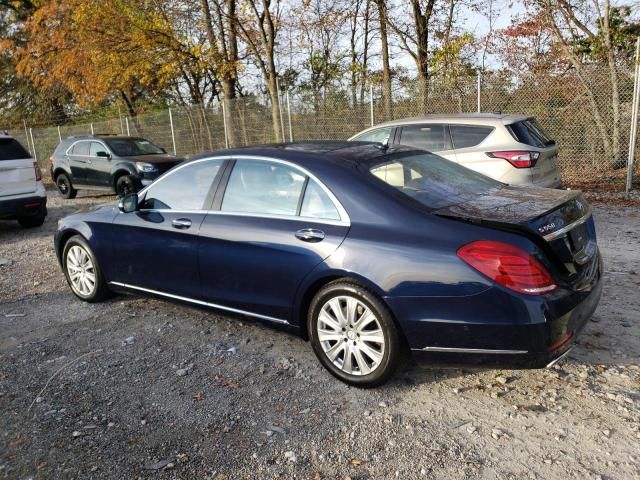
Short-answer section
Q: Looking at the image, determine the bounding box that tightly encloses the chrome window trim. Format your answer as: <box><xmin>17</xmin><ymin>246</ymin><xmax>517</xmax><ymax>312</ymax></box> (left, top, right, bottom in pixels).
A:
<box><xmin>543</xmin><ymin>212</ymin><xmax>591</xmax><ymax>242</ymax></box>
<box><xmin>136</xmin><ymin>154</ymin><xmax>351</xmax><ymax>226</ymax></box>
<box><xmin>65</xmin><ymin>139</ymin><xmax>111</xmax><ymax>157</ymax></box>
<box><xmin>412</xmin><ymin>346</ymin><xmax>528</xmax><ymax>354</ymax></box>
<box><xmin>109</xmin><ymin>281</ymin><xmax>290</xmax><ymax>325</ymax></box>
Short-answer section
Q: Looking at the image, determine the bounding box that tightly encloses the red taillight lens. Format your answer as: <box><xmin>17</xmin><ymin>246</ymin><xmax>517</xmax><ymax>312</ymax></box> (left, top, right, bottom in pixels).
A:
<box><xmin>457</xmin><ymin>240</ymin><xmax>557</xmax><ymax>295</ymax></box>
<box><xmin>487</xmin><ymin>151</ymin><xmax>540</xmax><ymax>168</ymax></box>
<box><xmin>33</xmin><ymin>162</ymin><xmax>42</xmax><ymax>182</ymax></box>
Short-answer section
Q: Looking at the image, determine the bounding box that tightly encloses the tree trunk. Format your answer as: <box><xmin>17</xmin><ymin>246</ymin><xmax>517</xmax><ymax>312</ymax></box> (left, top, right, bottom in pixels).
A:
<box><xmin>374</xmin><ymin>0</ymin><xmax>392</xmax><ymax>120</ymax></box>
<box><xmin>600</xmin><ymin>0</ymin><xmax>621</xmax><ymax>166</ymax></box>
<box><xmin>411</xmin><ymin>0</ymin><xmax>435</xmax><ymax>113</ymax></box>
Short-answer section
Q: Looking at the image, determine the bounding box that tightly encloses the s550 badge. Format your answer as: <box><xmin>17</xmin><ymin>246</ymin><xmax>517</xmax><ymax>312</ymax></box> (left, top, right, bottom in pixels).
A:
<box><xmin>538</xmin><ymin>223</ymin><xmax>556</xmax><ymax>234</ymax></box>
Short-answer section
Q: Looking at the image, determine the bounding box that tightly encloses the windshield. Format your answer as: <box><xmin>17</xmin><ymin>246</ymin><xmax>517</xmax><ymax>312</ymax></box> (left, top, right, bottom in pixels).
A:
<box><xmin>105</xmin><ymin>138</ymin><xmax>165</xmax><ymax>156</ymax></box>
<box><xmin>369</xmin><ymin>152</ymin><xmax>501</xmax><ymax>210</ymax></box>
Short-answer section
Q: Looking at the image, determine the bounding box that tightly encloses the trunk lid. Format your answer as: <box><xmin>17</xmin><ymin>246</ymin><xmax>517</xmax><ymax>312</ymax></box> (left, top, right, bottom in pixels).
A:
<box><xmin>0</xmin><ymin>159</ymin><xmax>37</xmax><ymax>197</ymax></box>
<box><xmin>434</xmin><ymin>185</ymin><xmax>597</xmax><ymax>288</ymax></box>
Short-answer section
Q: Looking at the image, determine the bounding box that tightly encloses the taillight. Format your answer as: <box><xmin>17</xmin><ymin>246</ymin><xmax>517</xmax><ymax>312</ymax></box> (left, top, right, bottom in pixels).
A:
<box><xmin>487</xmin><ymin>151</ymin><xmax>540</xmax><ymax>168</ymax></box>
<box><xmin>33</xmin><ymin>162</ymin><xmax>42</xmax><ymax>182</ymax></box>
<box><xmin>457</xmin><ymin>240</ymin><xmax>557</xmax><ymax>295</ymax></box>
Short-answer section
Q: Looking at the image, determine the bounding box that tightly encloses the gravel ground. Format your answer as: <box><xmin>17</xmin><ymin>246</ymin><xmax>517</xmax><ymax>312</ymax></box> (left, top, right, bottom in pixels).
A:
<box><xmin>1</xmin><ymin>189</ymin><xmax>639</xmax><ymax>480</ymax></box>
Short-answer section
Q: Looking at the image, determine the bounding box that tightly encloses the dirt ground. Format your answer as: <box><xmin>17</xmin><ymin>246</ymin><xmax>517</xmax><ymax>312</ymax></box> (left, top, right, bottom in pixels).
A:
<box><xmin>1</xmin><ymin>189</ymin><xmax>638</xmax><ymax>480</ymax></box>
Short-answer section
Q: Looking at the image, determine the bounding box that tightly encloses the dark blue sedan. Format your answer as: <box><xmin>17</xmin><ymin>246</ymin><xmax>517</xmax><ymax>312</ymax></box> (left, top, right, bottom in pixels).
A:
<box><xmin>54</xmin><ymin>142</ymin><xmax>602</xmax><ymax>386</ymax></box>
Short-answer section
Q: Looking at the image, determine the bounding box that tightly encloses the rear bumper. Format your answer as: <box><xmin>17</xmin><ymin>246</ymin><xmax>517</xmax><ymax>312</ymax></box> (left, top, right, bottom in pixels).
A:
<box><xmin>392</xmin><ymin>262</ymin><xmax>603</xmax><ymax>369</ymax></box>
<box><xmin>0</xmin><ymin>185</ymin><xmax>47</xmax><ymax>220</ymax></box>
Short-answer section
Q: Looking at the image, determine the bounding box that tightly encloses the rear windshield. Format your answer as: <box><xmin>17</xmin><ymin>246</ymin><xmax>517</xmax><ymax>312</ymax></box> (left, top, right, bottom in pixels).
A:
<box><xmin>105</xmin><ymin>138</ymin><xmax>165</xmax><ymax>156</ymax></box>
<box><xmin>507</xmin><ymin>118</ymin><xmax>554</xmax><ymax>148</ymax></box>
<box><xmin>0</xmin><ymin>138</ymin><xmax>30</xmax><ymax>160</ymax></box>
<box><xmin>370</xmin><ymin>152</ymin><xmax>500</xmax><ymax>210</ymax></box>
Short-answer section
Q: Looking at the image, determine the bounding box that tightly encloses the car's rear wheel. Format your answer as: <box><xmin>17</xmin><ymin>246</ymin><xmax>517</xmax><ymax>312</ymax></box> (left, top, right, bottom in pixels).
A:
<box><xmin>308</xmin><ymin>281</ymin><xmax>400</xmax><ymax>387</ymax></box>
<box><xmin>56</xmin><ymin>173</ymin><xmax>77</xmax><ymax>199</ymax></box>
<box><xmin>18</xmin><ymin>209</ymin><xmax>46</xmax><ymax>228</ymax></box>
<box><xmin>115</xmin><ymin>175</ymin><xmax>137</xmax><ymax>197</ymax></box>
<box><xmin>62</xmin><ymin>235</ymin><xmax>111</xmax><ymax>302</ymax></box>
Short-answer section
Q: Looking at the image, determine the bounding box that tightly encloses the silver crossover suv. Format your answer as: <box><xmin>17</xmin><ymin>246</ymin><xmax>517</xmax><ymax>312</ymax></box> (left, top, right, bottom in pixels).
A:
<box><xmin>349</xmin><ymin>114</ymin><xmax>561</xmax><ymax>188</ymax></box>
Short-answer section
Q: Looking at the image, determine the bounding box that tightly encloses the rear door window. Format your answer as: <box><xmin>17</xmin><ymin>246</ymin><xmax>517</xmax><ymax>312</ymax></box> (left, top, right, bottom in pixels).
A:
<box><xmin>0</xmin><ymin>138</ymin><xmax>30</xmax><ymax>160</ymax></box>
<box><xmin>507</xmin><ymin>119</ymin><xmax>554</xmax><ymax>148</ymax></box>
<box><xmin>450</xmin><ymin>125</ymin><xmax>493</xmax><ymax>149</ymax></box>
<box><xmin>222</xmin><ymin>160</ymin><xmax>306</xmax><ymax>216</ymax></box>
<box><xmin>370</xmin><ymin>152</ymin><xmax>500</xmax><ymax>209</ymax></box>
<box><xmin>398</xmin><ymin>124</ymin><xmax>450</xmax><ymax>152</ymax></box>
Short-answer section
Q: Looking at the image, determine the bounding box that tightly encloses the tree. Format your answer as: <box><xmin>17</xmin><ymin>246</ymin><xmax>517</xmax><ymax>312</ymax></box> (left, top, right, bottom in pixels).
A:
<box><xmin>236</xmin><ymin>0</ymin><xmax>283</xmax><ymax>142</ymax></box>
<box><xmin>373</xmin><ymin>0</ymin><xmax>393</xmax><ymax>119</ymax></box>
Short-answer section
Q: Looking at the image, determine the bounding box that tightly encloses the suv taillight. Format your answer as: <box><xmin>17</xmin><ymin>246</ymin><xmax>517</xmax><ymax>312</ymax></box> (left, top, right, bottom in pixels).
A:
<box><xmin>457</xmin><ymin>240</ymin><xmax>557</xmax><ymax>295</ymax></box>
<box><xmin>487</xmin><ymin>151</ymin><xmax>540</xmax><ymax>168</ymax></box>
<box><xmin>33</xmin><ymin>161</ymin><xmax>42</xmax><ymax>182</ymax></box>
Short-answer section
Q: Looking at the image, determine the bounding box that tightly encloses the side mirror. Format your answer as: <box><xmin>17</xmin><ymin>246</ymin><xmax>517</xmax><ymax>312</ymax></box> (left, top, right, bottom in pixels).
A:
<box><xmin>96</xmin><ymin>151</ymin><xmax>111</xmax><ymax>159</ymax></box>
<box><xmin>118</xmin><ymin>193</ymin><xmax>139</xmax><ymax>213</ymax></box>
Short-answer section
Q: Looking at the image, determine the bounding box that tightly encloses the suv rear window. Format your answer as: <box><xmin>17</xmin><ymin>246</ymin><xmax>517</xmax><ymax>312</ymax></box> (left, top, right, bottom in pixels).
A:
<box><xmin>370</xmin><ymin>152</ymin><xmax>500</xmax><ymax>210</ymax></box>
<box><xmin>0</xmin><ymin>138</ymin><xmax>30</xmax><ymax>160</ymax></box>
<box><xmin>450</xmin><ymin>125</ymin><xmax>493</xmax><ymax>149</ymax></box>
<box><xmin>507</xmin><ymin>118</ymin><xmax>554</xmax><ymax>148</ymax></box>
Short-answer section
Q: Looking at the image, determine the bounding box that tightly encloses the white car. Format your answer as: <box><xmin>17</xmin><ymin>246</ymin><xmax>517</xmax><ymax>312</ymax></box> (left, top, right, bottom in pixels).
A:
<box><xmin>0</xmin><ymin>134</ymin><xmax>47</xmax><ymax>228</ymax></box>
<box><xmin>349</xmin><ymin>114</ymin><xmax>561</xmax><ymax>188</ymax></box>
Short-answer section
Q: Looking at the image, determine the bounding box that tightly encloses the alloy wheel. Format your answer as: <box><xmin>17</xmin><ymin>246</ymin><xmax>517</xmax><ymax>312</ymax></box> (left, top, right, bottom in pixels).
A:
<box><xmin>317</xmin><ymin>295</ymin><xmax>385</xmax><ymax>376</ymax></box>
<box><xmin>66</xmin><ymin>245</ymin><xmax>96</xmax><ymax>297</ymax></box>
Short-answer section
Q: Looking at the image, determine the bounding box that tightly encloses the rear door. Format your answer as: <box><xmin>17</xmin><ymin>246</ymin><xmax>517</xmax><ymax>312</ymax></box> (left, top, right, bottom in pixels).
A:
<box><xmin>396</xmin><ymin>124</ymin><xmax>456</xmax><ymax>161</ymax></box>
<box><xmin>198</xmin><ymin>157</ymin><xmax>350</xmax><ymax>323</ymax></box>
<box><xmin>0</xmin><ymin>137</ymin><xmax>36</xmax><ymax>198</ymax></box>
<box><xmin>449</xmin><ymin>124</ymin><xmax>497</xmax><ymax>173</ymax></box>
<box><xmin>67</xmin><ymin>141</ymin><xmax>91</xmax><ymax>183</ymax></box>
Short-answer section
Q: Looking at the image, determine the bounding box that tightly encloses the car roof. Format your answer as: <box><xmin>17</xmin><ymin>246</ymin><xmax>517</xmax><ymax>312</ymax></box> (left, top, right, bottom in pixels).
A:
<box><xmin>192</xmin><ymin>141</ymin><xmax>418</xmax><ymax>167</ymax></box>
<box><xmin>358</xmin><ymin>113</ymin><xmax>531</xmax><ymax>130</ymax></box>
<box><xmin>63</xmin><ymin>135</ymin><xmax>144</xmax><ymax>141</ymax></box>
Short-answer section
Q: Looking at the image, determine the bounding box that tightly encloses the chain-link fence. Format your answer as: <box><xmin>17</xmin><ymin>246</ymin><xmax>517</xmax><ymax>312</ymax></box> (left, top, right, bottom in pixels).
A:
<box><xmin>6</xmin><ymin>67</ymin><xmax>640</xmax><ymax>190</ymax></box>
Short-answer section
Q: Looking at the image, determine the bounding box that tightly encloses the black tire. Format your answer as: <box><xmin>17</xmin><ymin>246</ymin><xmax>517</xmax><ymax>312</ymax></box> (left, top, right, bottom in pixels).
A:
<box><xmin>62</xmin><ymin>235</ymin><xmax>112</xmax><ymax>302</ymax></box>
<box><xmin>115</xmin><ymin>175</ymin><xmax>138</xmax><ymax>197</ymax></box>
<box><xmin>18</xmin><ymin>210</ymin><xmax>46</xmax><ymax>228</ymax></box>
<box><xmin>308</xmin><ymin>280</ymin><xmax>401</xmax><ymax>387</ymax></box>
<box><xmin>56</xmin><ymin>173</ymin><xmax>77</xmax><ymax>199</ymax></box>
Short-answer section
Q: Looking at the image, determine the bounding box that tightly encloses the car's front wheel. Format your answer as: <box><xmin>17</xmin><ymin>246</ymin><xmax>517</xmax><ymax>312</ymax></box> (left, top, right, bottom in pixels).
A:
<box><xmin>62</xmin><ymin>235</ymin><xmax>112</xmax><ymax>302</ymax></box>
<box><xmin>56</xmin><ymin>173</ymin><xmax>77</xmax><ymax>199</ymax></box>
<box><xmin>308</xmin><ymin>281</ymin><xmax>401</xmax><ymax>387</ymax></box>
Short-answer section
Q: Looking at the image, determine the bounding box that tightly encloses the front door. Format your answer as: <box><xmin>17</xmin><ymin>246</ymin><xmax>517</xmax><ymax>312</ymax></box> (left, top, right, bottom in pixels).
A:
<box><xmin>67</xmin><ymin>140</ymin><xmax>91</xmax><ymax>183</ymax></box>
<box><xmin>86</xmin><ymin>141</ymin><xmax>112</xmax><ymax>186</ymax></box>
<box><xmin>198</xmin><ymin>158</ymin><xmax>350</xmax><ymax>323</ymax></box>
<box><xmin>109</xmin><ymin>158</ymin><xmax>225</xmax><ymax>298</ymax></box>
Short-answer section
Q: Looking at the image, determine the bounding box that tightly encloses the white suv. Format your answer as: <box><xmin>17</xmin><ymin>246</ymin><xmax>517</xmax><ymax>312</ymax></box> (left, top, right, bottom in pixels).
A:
<box><xmin>349</xmin><ymin>114</ymin><xmax>561</xmax><ymax>188</ymax></box>
<box><xmin>0</xmin><ymin>134</ymin><xmax>47</xmax><ymax>228</ymax></box>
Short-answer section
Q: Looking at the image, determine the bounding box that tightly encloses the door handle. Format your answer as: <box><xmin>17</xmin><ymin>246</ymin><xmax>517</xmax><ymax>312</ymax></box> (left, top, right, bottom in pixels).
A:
<box><xmin>172</xmin><ymin>218</ymin><xmax>192</xmax><ymax>229</ymax></box>
<box><xmin>295</xmin><ymin>228</ymin><xmax>325</xmax><ymax>242</ymax></box>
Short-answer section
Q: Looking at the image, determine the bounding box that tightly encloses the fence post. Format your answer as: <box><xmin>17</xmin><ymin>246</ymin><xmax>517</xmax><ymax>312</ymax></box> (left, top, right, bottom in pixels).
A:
<box><xmin>168</xmin><ymin>108</ymin><xmax>178</xmax><ymax>155</ymax></box>
<box><xmin>29</xmin><ymin>128</ymin><xmax>37</xmax><ymax>163</ymax></box>
<box><xmin>57</xmin><ymin>126</ymin><xmax>62</xmax><ymax>142</ymax></box>
<box><xmin>23</xmin><ymin>120</ymin><xmax>31</xmax><ymax>155</ymax></box>
<box><xmin>125</xmin><ymin>117</ymin><xmax>130</xmax><ymax>136</ymax></box>
<box><xmin>286</xmin><ymin>89</ymin><xmax>293</xmax><ymax>142</ymax></box>
<box><xmin>90</xmin><ymin>122</ymin><xmax>94</xmax><ymax>135</ymax></box>
<box><xmin>626</xmin><ymin>37</ymin><xmax>640</xmax><ymax>193</ymax></box>
<box><xmin>277</xmin><ymin>78</ymin><xmax>285</xmax><ymax>142</ymax></box>
<box><xmin>370</xmin><ymin>84</ymin><xmax>374</xmax><ymax>127</ymax></box>
<box><xmin>221</xmin><ymin>101</ymin><xmax>230</xmax><ymax>149</ymax></box>
<box><xmin>118</xmin><ymin>106</ymin><xmax>124</xmax><ymax>135</ymax></box>
<box><xmin>477</xmin><ymin>73</ymin><xmax>481</xmax><ymax>113</ymax></box>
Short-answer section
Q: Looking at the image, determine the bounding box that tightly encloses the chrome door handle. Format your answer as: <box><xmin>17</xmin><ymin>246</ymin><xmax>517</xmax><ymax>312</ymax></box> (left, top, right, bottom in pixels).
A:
<box><xmin>295</xmin><ymin>228</ymin><xmax>325</xmax><ymax>242</ymax></box>
<box><xmin>172</xmin><ymin>218</ymin><xmax>192</xmax><ymax>229</ymax></box>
